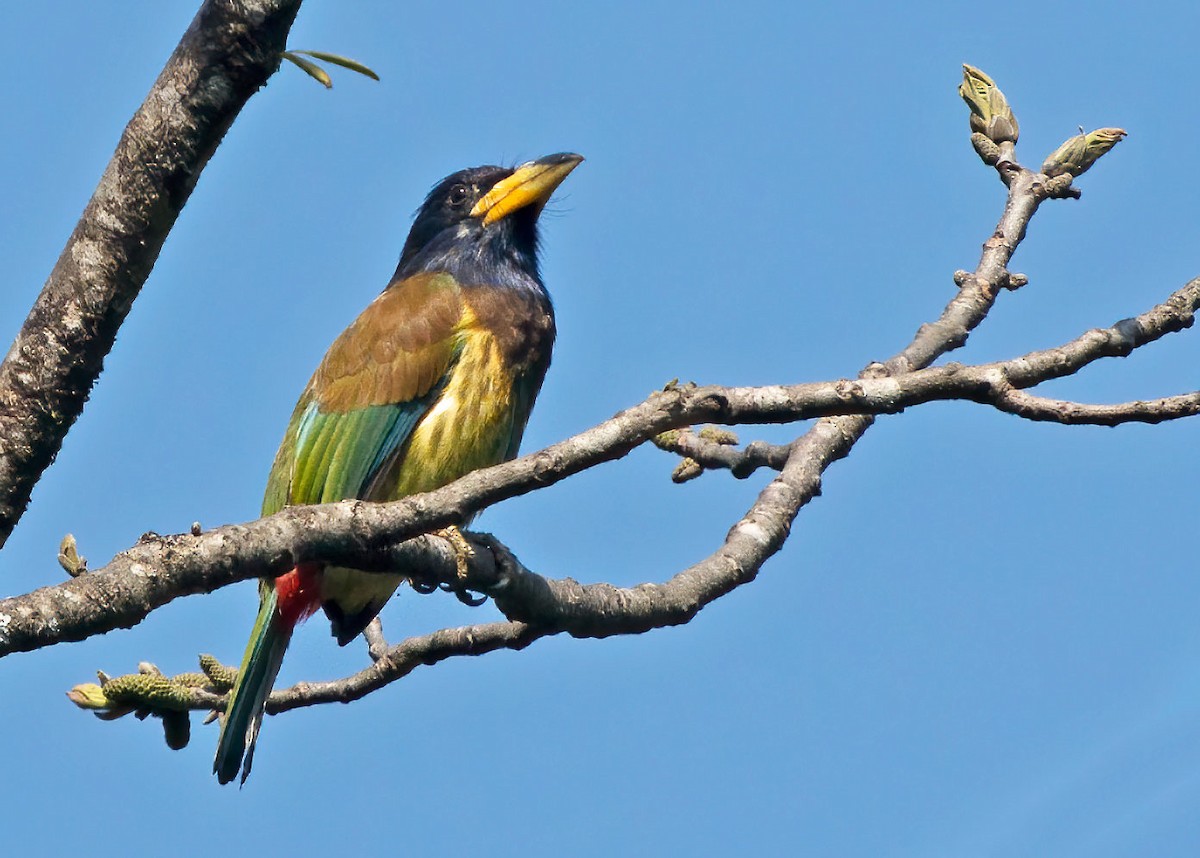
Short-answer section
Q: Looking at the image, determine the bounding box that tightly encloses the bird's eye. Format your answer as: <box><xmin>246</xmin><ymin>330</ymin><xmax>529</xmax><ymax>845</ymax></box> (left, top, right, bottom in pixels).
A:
<box><xmin>448</xmin><ymin>184</ymin><xmax>471</xmax><ymax>207</ymax></box>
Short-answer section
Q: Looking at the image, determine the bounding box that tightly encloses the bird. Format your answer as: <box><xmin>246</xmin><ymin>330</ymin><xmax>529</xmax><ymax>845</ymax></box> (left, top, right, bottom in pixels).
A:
<box><xmin>214</xmin><ymin>152</ymin><xmax>583</xmax><ymax>785</ymax></box>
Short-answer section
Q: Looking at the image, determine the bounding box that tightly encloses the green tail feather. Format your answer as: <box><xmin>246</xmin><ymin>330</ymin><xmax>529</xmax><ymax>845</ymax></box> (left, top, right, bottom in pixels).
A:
<box><xmin>214</xmin><ymin>588</ymin><xmax>291</xmax><ymax>785</ymax></box>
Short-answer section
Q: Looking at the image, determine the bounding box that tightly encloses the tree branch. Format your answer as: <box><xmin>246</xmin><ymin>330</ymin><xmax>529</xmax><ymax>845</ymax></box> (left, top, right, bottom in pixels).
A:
<box><xmin>8</xmin><ymin>268</ymin><xmax>1198</xmax><ymax>658</ymax></box>
<box><xmin>0</xmin><ymin>0</ymin><xmax>303</xmax><ymax>548</ymax></box>
<box><xmin>654</xmin><ymin>428</ymin><xmax>793</xmax><ymax>481</ymax></box>
<box><xmin>989</xmin><ymin>388</ymin><xmax>1200</xmax><ymax>425</ymax></box>
<box><xmin>646</xmin><ymin>276</ymin><xmax>1200</xmax><ymax>477</ymax></box>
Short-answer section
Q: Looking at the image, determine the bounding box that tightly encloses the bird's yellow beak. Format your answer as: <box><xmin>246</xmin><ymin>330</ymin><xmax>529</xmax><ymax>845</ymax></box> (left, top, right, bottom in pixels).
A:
<box><xmin>471</xmin><ymin>152</ymin><xmax>583</xmax><ymax>225</ymax></box>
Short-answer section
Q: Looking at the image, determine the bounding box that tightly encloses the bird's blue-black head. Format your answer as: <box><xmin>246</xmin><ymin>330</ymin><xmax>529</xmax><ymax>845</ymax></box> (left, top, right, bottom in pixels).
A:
<box><xmin>394</xmin><ymin>153</ymin><xmax>582</xmax><ymax>290</ymax></box>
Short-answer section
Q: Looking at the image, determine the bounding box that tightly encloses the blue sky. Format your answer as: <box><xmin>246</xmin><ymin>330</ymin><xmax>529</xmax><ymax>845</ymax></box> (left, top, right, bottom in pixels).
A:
<box><xmin>3</xmin><ymin>2</ymin><xmax>1200</xmax><ymax>855</ymax></box>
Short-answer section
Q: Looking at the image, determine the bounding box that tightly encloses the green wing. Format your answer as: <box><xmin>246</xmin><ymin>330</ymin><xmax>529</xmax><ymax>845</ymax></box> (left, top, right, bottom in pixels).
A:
<box><xmin>264</xmin><ymin>272</ymin><xmax>466</xmax><ymax>516</ymax></box>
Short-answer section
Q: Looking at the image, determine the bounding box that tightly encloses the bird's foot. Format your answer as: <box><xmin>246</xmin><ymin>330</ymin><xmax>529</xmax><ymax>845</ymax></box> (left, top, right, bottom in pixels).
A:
<box><xmin>410</xmin><ymin>528</ymin><xmax>488</xmax><ymax>605</ymax></box>
<box><xmin>435</xmin><ymin>525</ymin><xmax>474</xmax><ymax>581</ymax></box>
<box><xmin>420</xmin><ymin>527</ymin><xmax>487</xmax><ymax>607</ymax></box>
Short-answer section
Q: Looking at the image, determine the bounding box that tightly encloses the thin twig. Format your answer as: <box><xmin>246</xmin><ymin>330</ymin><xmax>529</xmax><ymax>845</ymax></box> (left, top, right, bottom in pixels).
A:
<box><xmin>990</xmin><ymin>388</ymin><xmax>1200</xmax><ymax>425</ymax></box>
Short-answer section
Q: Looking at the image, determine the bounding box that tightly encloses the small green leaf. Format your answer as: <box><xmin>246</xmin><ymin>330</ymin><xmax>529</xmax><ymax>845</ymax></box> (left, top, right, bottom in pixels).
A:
<box><xmin>282</xmin><ymin>51</ymin><xmax>333</xmax><ymax>88</ymax></box>
<box><xmin>291</xmin><ymin>50</ymin><xmax>380</xmax><ymax>81</ymax></box>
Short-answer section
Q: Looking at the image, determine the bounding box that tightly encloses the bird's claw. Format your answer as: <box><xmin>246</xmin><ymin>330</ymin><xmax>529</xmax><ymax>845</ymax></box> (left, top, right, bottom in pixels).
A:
<box><xmin>435</xmin><ymin>526</ymin><xmax>475</xmax><ymax>580</ymax></box>
<box><xmin>412</xmin><ymin>527</ymin><xmax>488</xmax><ymax>606</ymax></box>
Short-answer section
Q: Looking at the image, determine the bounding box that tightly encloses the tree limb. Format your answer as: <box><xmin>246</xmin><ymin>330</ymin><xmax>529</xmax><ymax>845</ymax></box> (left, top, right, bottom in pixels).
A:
<box><xmin>0</xmin><ymin>0</ymin><xmax>303</xmax><ymax>548</ymax></box>
<box><xmin>6</xmin><ymin>268</ymin><xmax>1198</xmax><ymax>657</ymax></box>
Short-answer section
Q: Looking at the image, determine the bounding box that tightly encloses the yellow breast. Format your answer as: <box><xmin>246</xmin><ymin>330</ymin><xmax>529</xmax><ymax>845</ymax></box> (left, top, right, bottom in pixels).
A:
<box><xmin>371</xmin><ymin>307</ymin><xmax>517</xmax><ymax>501</ymax></box>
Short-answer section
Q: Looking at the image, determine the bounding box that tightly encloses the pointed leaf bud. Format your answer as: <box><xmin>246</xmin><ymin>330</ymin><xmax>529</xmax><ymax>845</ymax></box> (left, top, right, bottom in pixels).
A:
<box><xmin>959</xmin><ymin>65</ymin><xmax>1019</xmax><ymax>145</ymax></box>
<box><xmin>57</xmin><ymin>534</ymin><xmax>86</xmax><ymax>577</ymax></box>
<box><xmin>1042</xmin><ymin>128</ymin><xmax>1127</xmax><ymax>177</ymax></box>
